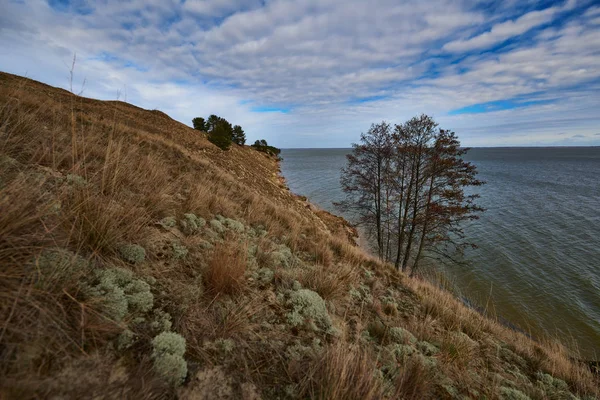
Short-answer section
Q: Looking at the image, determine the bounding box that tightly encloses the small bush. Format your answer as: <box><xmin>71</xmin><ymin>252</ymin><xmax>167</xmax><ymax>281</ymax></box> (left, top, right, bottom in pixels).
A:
<box><xmin>222</xmin><ymin>218</ymin><xmax>244</xmax><ymax>233</ymax></box>
<box><xmin>85</xmin><ymin>267</ymin><xmax>153</xmax><ymax>321</ymax></box>
<box><xmin>204</xmin><ymin>242</ymin><xmax>247</xmax><ymax>295</ymax></box>
<box><xmin>118</xmin><ymin>244</ymin><xmax>146</xmax><ymax>264</ymax></box>
<box><xmin>389</xmin><ymin>327</ymin><xmax>417</xmax><ymax>345</ymax></box>
<box><xmin>180</xmin><ymin>213</ymin><xmax>205</xmax><ymax>235</ymax></box>
<box><xmin>152</xmin><ymin>332</ymin><xmax>187</xmax><ymax>386</ymax></box>
<box><xmin>500</xmin><ymin>386</ymin><xmax>531</xmax><ymax>400</ymax></box>
<box><xmin>208</xmin><ymin>123</ymin><xmax>232</xmax><ymax>150</ymax></box>
<box><xmin>158</xmin><ymin>216</ymin><xmax>177</xmax><ymax>229</ymax></box>
<box><xmin>254</xmin><ymin>267</ymin><xmax>274</xmax><ymax>285</ymax></box>
<box><xmin>171</xmin><ymin>242</ymin><xmax>189</xmax><ymax>259</ymax></box>
<box><xmin>210</xmin><ymin>219</ymin><xmax>225</xmax><ymax>234</ymax></box>
<box><xmin>270</xmin><ymin>244</ymin><xmax>295</xmax><ymax>268</ymax></box>
<box><xmin>286</xmin><ymin>288</ymin><xmax>332</xmax><ymax>331</ymax></box>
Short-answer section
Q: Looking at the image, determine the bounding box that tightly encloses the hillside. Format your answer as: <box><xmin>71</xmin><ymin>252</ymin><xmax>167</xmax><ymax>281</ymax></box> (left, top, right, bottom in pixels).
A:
<box><xmin>0</xmin><ymin>72</ymin><xmax>598</xmax><ymax>399</ymax></box>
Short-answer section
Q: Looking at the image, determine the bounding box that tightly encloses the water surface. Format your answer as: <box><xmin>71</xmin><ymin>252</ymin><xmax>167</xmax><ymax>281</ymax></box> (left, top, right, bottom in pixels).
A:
<box><xmin>280</xmin><ymin>147</ymin><xmax>600</xmax><ymax>357</ymax></box>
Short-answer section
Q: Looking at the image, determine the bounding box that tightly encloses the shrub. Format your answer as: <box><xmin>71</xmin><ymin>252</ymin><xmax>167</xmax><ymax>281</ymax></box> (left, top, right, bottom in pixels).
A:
<box><xmin>389</xmin><ymin>327</ymin><xmax>417</xmax><ymax>345</ymax></box>
<box><xmin>152</xmin><ymin>332</ymin><xmax>187</xmax><ymax>386</ymax></box>
<box><xmin>85</xmin><ymin>267</ymin><xmax>153</xmax><ymax>321</ymax></box>
<box><xmin>118</xmin><ymin>244</ymin><xmax>146</xmax><ymax>264</ymax></box>
<box><xmin>270</xmin><ymin>244</ymin><xmax>295</xmax><ymax>268</ymax></box>
<box><xmin>208</xmin><ymin>122</ymin><xmax>232</xmax><ymax>150</ymax></box>
<box><xmin>286</xmin><ymin>288</ymin><xmax>332</xmax><ymax>331</ymax></box>
<box><xmin>204</xmin><ymin>242</ymin><xmax>247</xmax><ymax>295</ymax></box>
<box><xmin>254</xmin><ymin>267</ymin><xmax>274</xmax><ymax>285</ymax></box>
<box><xmin>210</xmin><ymin>219</ymin><xmax>225</xmax><ymax>234</ymax></box>
<box><xmin>222</xmin><ymin>218</ymin><xmax>244</xmax><ymax>233</ymax></box>
<box><xmin>500</xmin><ymin>386</ymin><xmax>531</xmax><ymax>400</ymax></box>
<box><xmin>251</xmin><ymin>139</ymin><xmax>281</xmax><ymax>157</ymax></box>
<box><xmin>158</xmin><ymin>216</ymin><xmax>177</xmax><ymax>229</ymax></box>
<box><xmin>33</xmin><ymin>249</ymin><xmax>89</xmax><ymax>291</ymax></box>
<box><xmin>172</xmin><ymin>242</ymin><xmax>189</xmax><ymax>259</ymax></box>
<box><xmin>180</xmin><ymin>213</ymin><xmax>205</xmax><ymax>235</ymax></box>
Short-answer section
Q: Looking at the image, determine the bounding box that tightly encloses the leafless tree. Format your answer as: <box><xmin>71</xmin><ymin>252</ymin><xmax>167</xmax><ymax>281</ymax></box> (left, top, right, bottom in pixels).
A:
<box><xmin>338</xmin><ymin>115</ymin><xmax>484</xmax><ymax>275</ymax></box>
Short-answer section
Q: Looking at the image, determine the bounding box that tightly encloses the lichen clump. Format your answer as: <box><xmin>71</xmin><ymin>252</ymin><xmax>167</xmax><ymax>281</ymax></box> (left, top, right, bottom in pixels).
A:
<box><xmin>180</xmin><ymin>213</ymin><xmax>205</xmax><ymax>235</ymax></box>
<box><xmin>222</xmin><ymin>218</ymin><xmax>245</xmax><ymax>233</ymax></box>
<box><xmin>118</xmin><ymin>244</ymin><xmax>146</xmax><ymax>264</ymax></box>
<box><xmin>499</xmin><ymin>386</ymin><xmax>531</xmax><ymax>400</ymax></box>
<box><xmin>159</xmin><ymin>216</ymin><xmax>177</xmax><ymax>229</ymax></box>
<box><xmin>210</xmin><ymin>219</ymin><xmax>226</xmax><ymax>234</ymax></box>
<box><xmin>85</xmin><ymin>267</ymin><xmax>153</xmax><ymax>321</ymax></box>
<box><xmin>389</xmin><ymin>327</ymin><xmax>417</xmax><ymax>344</ymax></box>
<box><xmin>172</xmin><ymin>242</ymin><xmax>189</xmax><ymax>259</ymax></box>
<box><xmin>286</xmin><ymin>288</ymin><xmax>332</xmax><ymax>330</ymax></box>
<box><xmin>270</xmin><ymin>244</ymin><xmax>295</xmax><ymax>268</ymax></box>
<box><xmin>151</xmin><ymin>332</ymin><xmax>188</xmax><ymax>385</ymax></box>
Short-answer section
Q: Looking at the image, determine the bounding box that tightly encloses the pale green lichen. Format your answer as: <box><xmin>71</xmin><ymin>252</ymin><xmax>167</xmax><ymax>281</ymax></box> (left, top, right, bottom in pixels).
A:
<box><xmin>215</xmin><ymin>338</ymin><xmax>235</xmax><ymax>353</ymax></box>
<box><xmin>198</xmin><ymin>239</ymin><xmax>214</xmax><ymax>250</ymax></box>
<box><xmin>285</xmin><ymin>342</ymin><xmax>318</xmax><ymax>360</ymax></box>
<box><xmin>254</xmin><ymin>268</ymin><xmax>274</xmax><ymax>285</ymax></box>
<box><xmin>118</xmin><ymin>244</ymin><xmax>146</xmax><ymax>264</ymax></box>
<box><xmin>210</xmin><ymin>219</ymin><xmax>225</xmax><ymax>234</ymax></box>
<box><xmin>350</xmin><ymin>284</ymin><xmax>373</xmax><ymax>303</ymax></box>
<box><xmin>270</xmin><ymin>244</ymin><xmax>296</xmax><ymax>268</ymax></box>
<box><xmin>66</xmin><ymin>173</ymin><xmax>87</xmax><ymax>186</ymax></box>
<box><xmin>417</xmin><ymin>341</ymin><xmax>439</xmax><ymax>356</ymax></box>
<box><xmin>500</xmin><ymin>386</ymin><xmax>531</xmax><ymax>400</ymax></box>
<box><xmin>286</xmin><ymin>289</ymin><xmax>332</xmax><ymax>330</ymax></box>
<box><xmin>34</xmin><ymin>249</ymin><xmax>89</xmax><ymax>290</ymax></box>
<box><xmin>386</xmin><ymin>344</ymin><xmax>416</xmax><ymax>360</ymax></box>
<box><xmin>84</xmin><ymin>267</ymin><xmax>153</xmax><ymax>321</ymax></box>
<box><xmin>388</xmin><ymin>327</ymin><xmax>417</xmax><ymax>344</ymax></box>
<box><xmin>117</xmin><ymin>329</ymin><xmax>136</xmax><ymax>351</ymax></box>
<box><xmin>171</xmin><ymin>242</ymin><xmax>188</xmax><ymax>259</ymax></box>
<box><xmin>222</xmin><ymin>218</ymin><xmax>244</xmax><ymax>233</ymax></box>
<box><xmin>150</xmin><ymin>309</ymin><xmax>173</xmax><ymax>332</ymax></box>
<box><xmin>180</xmin><ymin>213</ymin><xmax>205</xmax><ymax>235</ymax></box>
<box><xmin>535</xmin><ymin>372</ymin><xmax>574</xmax><ymax>398</ymax></box>
<box><xmin>159</xmin><ymin>216</ymin><xmax>177</xmax><ymax>229</ymax></box>
<box><xmin>152</xmin><ymin>332</ymin><xmax>187</xmax><ymax>385</ymax></box>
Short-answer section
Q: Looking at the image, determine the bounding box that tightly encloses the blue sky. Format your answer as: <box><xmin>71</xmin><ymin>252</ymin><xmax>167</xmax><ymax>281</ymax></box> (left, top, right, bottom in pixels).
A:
<box><xmin>1</xmin><ymin>0</ymin><xmax>599</xmax><ymax>147</ymax></box>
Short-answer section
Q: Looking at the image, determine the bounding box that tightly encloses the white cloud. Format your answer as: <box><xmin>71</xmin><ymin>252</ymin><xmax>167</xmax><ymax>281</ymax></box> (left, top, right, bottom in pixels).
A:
<box><xmin>0</xmin><ymin>0</ymin><xmax>599</xmax><ymax>147</ymax></box>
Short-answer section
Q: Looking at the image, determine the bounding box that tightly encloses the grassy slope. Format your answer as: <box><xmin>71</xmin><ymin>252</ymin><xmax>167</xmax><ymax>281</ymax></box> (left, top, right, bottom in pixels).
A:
<box><xmin>0</xmin><ymin>72</ymin><xmax>597</xmax><ymax>399</ymax></box>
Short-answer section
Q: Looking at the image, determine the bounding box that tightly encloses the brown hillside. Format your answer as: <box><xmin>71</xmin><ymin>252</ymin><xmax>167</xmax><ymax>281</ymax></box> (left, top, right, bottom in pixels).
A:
<box><xmin>0</xmin><ymin>71</ymin><xmax>597</xmax><ymax>399</ymax></box>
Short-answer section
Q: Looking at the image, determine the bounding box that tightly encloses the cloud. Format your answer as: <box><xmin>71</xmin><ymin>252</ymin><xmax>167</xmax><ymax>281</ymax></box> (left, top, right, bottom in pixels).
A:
<box><xmin>0</xmin><ymin>0</ymin><xmax>598</xmax><ymax>147</ymax></box>
<box><xmin>443</xmin><ymin>5</ymin><xmax>562</xmax><ymax>53</ymax></box>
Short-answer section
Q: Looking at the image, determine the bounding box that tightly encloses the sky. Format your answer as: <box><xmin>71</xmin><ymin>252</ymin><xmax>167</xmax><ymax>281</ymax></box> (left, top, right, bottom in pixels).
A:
<box><xmin>1</xmin><ymin>0</ymin><xmax>599</xmax><ymax>148</ymax></box>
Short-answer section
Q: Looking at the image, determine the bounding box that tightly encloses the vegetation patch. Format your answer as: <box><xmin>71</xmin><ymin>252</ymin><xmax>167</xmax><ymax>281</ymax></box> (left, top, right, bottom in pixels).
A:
<box><xmin>151</xmin><ymin>332</ymin><xmax>188</xmax><ymax>385</ymax></box>
<box><xmin>285</xmin><ymin>288</ymin><xmax>332</xmax><ymax>331</ymax></box>
<box><xmin>117</xmin><ymin>243</ymin><xmax>146</xmax><ymax>264</ymax></box>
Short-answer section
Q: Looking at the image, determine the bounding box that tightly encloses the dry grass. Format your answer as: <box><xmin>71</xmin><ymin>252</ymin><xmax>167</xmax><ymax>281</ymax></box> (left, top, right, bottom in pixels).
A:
<box><xmin>298</xmin><ymin>343</ymin><xmax>384</xmax><ymax>400</ymax></box>
<box><xmin>392</xmin><ymin>357</ymin><xmax>435</xmax><ymax>400</ymax></box>
<box><xmin>299</xmin><ymin>263</ymin><xmax>359</xmax><ymax>302</ymax></box>
<box><xmin>204</xmin><ymin>242</ymin><xmax>248</xmax><ymax>296</ymax></box>
<box><xmin>1</xmin><ymin>72</ymin><xmax>598</xmax><ymax>399</ymax></box>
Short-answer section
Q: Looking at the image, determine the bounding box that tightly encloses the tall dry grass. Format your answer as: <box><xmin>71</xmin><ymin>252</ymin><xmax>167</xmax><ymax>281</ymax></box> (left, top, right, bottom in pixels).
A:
<box><xmin>298</xmin><ymin>343</ymin><xmax>384</xmax><ymax>400</ymax></box>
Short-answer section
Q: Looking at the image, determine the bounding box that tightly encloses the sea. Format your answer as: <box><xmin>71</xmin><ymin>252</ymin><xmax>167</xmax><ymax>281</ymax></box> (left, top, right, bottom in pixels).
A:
<box><xmin>280</xmin><ymin>147</ymin><xmax>600</xmax><ymax>357</ymax></box>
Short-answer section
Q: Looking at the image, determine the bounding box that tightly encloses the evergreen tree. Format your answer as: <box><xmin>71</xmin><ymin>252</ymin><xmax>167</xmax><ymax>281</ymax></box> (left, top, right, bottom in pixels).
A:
<box><xmin>192</xmin><ymin>117</ymin><xmax>206</xmax><ymax>131</ymax></box>
<box><xmin>232</xmin><ymin>125</ymin><xmax>246</xmax><ymax>145</ymax></box>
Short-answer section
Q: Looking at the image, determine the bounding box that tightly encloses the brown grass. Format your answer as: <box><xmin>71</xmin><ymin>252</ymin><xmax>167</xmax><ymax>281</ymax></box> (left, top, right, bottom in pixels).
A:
<box><xmin>392</xmin><ymin>357</ymin><xmax>435</xmax><ymax>400</ymax></box>
<box><xmin>298</xmin><ymin>343</ymin><xmax>384</xmax><ymax>400</ymax></box>
<box><xmin>2</xmin><ymin>72</ymin><xmax>598</xmax><ymax>399</ymax></box>
<box><xmin>204</xmin><ymin>242</ymin><xmax>248</xmax><ymax>296</ymax></box>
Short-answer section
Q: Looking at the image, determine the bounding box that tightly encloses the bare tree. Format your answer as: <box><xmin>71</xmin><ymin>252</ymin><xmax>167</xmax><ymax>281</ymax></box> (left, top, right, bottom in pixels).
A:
<box><xmin>336</xmin><ymin>122</ymin><xmax>394</xmax><ymax>261</ymax></box>
<box><xmin>339</xmin><ymin>115</ymin><xmax>484</xmax><ymax>275</ymax></box>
